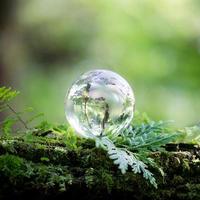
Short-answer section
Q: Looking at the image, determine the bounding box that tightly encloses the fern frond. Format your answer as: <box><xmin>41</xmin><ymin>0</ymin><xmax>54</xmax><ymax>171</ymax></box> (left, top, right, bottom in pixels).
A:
<box><xmin>0</xmin><ymin>87</ymin><xmax>19</xmax><ymax>110</ymax></box>
<box><xmin>0</xmin><ymin>86</ymin><xmax>45</xmax><ymax>132</ymax></box>
<box><xmin>95</xmin><ymin>136</ymin><xmax>157</xmax><ymax>188</ymax></box>
<box><xmin>121</xmin><ymin>121</ymin><xmax>178</xmax><ymax>151</ymax></box>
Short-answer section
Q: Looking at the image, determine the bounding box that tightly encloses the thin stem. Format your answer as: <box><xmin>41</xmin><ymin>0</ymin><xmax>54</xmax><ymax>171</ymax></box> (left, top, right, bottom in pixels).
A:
<box><xmin>6</xmin><ymin>104</ymin><xmax>29</xmax><ymax>130</ymax></box>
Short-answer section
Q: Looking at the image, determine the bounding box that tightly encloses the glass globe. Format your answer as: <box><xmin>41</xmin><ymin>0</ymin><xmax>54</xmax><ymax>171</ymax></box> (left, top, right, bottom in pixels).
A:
<box><xmin>65</xmin><ymin>69</ymin><xmax>135</xmax><ymax>138</ymax></box>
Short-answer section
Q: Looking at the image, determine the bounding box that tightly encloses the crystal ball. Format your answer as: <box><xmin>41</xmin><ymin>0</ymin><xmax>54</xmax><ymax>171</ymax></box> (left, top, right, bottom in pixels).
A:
<box><xmin>65</xmin><ymin>69</ymin><xmax>135</xmax><ymax>138</ymax></box>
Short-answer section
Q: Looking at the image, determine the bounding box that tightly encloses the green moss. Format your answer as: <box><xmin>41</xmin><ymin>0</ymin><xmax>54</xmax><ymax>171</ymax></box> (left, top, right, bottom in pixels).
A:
<box><xmin>0</xmin><ymin>154</ymin><xmax>24</xmax><ymax>178</ymax></box>
<box><xmin>182</xmin><ymin>158</ymin><xmax>190</xmax><ymax>171</ymax></box>
<box><xmin>85</xmin><ymin>168</ymin><xmax>114</xmax><ymax>193</ymax></box>
<box><xmin>171</xmin><ymin>175</ymin><xmax>185</xmax><ymax>185</ymax></box>
<box><xmin>0</xmin><ymin>135</ymin><xmax>200</xmax><ymax>199</ymax></box>
<box><xmin>0</xmin><ymin>154</ymin><xmax>74</xmax><ymax>193</ymax></box>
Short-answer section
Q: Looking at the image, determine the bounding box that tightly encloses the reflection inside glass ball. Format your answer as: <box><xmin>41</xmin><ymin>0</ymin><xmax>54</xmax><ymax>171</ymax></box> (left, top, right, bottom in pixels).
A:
<box><xmin>65</xmin><ymin>69</ymin><xmax>135</xmax><ymax>138</ymax></box>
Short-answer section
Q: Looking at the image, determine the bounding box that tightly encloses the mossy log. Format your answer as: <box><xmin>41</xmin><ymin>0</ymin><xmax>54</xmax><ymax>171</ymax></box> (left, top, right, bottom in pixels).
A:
<box><xmin>0</xmin><ymin>135</ymin><xmax>200</xmax><ymax>200</ymax></box>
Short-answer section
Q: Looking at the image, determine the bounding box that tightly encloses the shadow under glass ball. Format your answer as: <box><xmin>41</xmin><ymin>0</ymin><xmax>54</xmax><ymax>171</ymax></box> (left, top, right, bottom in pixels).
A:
<box><xmin>65</xmin><ymin>69</ymin><xmax>135</xmax><ymax>138</ymax></box>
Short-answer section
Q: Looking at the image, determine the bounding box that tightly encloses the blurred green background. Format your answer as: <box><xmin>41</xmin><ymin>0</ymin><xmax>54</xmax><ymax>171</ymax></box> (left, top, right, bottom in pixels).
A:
<box><xmin>0</xmin><ymin>0</ymin><xmax>200</xmax><ymax>127</ymax></box>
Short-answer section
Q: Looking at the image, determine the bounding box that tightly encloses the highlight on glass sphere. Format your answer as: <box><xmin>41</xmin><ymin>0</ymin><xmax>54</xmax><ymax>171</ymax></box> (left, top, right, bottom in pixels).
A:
<box><xmin>65</xmin><ymin>69</ymin><xmax>135</xmax><ymax>138</ymax></box>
